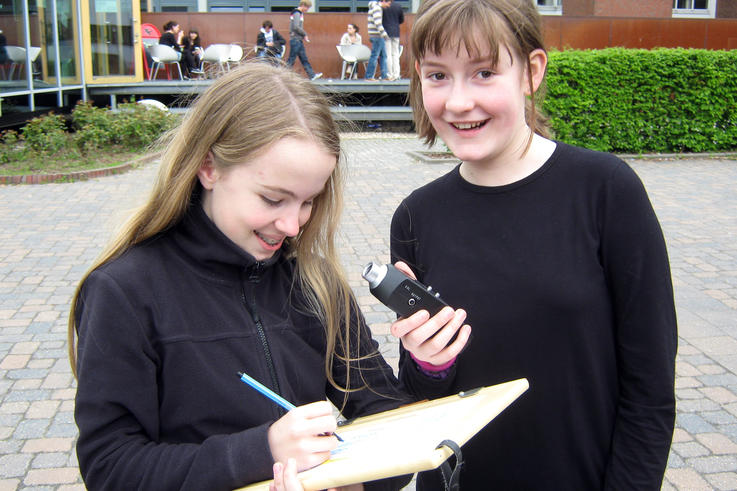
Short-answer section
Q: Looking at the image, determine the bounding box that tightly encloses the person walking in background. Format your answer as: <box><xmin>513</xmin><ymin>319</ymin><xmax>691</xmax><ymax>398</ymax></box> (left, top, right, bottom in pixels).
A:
<box><xmin>257</xmin><ymin>20</ymin><xmax>286</xmax><ymax>61</ymax></box>
<box><xmin>340</xmin><ymin>23</ymin><xmax>362</xmax><ymax>46</ymax></box>
<box><xmin>365</xmin><ymin>0</ymin><xmax>390</xmax><ymax>81</ymax></box>
<box><xmin>381</xmin><ymin>0</ymin><xmax>404</xmax><ymax>81</ymax></box>
<box><xmin>286</xmin><ymin>0</ymin><xmax>322</xmax><ymax>80</ymax></box>
<box><xmin>389</xmin><ymin>0</ymin><xmax>677</xmax><ymax>489</ymax></box>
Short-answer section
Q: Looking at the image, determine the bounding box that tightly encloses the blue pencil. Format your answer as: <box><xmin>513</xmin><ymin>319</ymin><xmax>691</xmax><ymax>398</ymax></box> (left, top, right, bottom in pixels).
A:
<box><xmin>236</xmin><ymin>372</ymin><xmax>344</xmax><ymax>442</ymax></box>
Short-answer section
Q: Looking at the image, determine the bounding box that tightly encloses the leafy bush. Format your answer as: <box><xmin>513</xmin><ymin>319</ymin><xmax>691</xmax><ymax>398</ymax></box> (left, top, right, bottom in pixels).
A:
<box><xmin>545</xmin><ymin>48</ymin><xmax>737</xmax><ymax>153</ymax></box>
<box><xmin>113</xmin><ymin>102</ymin><xmax>176</xmax><ymax>148</ymax></box>
<box><xmin>0</xmin><ymin>101</ymin><xmax>178</xmax><ymax>176</ymax></box>
<box><xmin>21</xmin><ymin>113</ymin><xmax>69</xmax><ymax>154</ymax></box>
<box><xmin>0</xmin><ymin>130</ymin><xmax>25</xmax><ymax>164</ymax></box>
<box><xmin>71</xmin><ymin>101</ymin><xmax>176</xmax><ymax>152</ymax></box>
<box><xmin>72</xmin><ymin>102</ymin><xmax>116</xmax><ymax>151</ymax></box>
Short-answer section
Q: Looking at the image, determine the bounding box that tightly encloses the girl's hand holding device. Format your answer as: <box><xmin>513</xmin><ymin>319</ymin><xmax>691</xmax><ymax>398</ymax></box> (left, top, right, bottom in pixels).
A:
<box><xmin>366</xmin><ymin>261</ymin><xmax>472</xmax><ymax>367</ymax></box>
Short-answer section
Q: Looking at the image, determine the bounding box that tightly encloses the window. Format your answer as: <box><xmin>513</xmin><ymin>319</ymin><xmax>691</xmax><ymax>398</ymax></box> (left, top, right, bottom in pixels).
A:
<box><xmin>673</xmin><ymin>0</ymin><xmax>715</xmax><ymax>17</ymax></box>
<box><xmin>536</xmin><ymin>0</ymin><xmax>561</xmax><ymax>15</ymax></box>
<box><xmin>674</xmin><ymin>0</ymin><xmax>707</xmax><ymax>8</ymax></box>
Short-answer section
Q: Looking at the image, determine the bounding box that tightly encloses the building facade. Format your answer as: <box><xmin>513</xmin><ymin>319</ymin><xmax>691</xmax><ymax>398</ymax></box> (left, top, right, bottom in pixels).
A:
<box><xmin>1</xmin><ymin>0</ymin><xmax>147</xmax><ymax>124</ymax></box>
<box><xmin>0</xmin><ymin>0</ymin><xmax>735</xmax><ymax>125</ymax></box>
<box><xmin>145</xmin><ymin>0</ymin><xmax>735</xmax><ymax>16</ymax></box>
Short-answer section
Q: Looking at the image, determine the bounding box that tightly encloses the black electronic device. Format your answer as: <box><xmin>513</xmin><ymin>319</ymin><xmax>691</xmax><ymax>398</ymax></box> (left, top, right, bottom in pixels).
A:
<box><xmin>362</xmin><ymin>261</ymin><xmax>449</xmax><ymax>318</ymax></box>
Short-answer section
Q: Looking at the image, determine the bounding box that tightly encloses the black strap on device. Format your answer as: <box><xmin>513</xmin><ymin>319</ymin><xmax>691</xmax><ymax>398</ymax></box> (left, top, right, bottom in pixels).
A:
<box><xmin>436</xmin><ymin>439</ymin><xmax>463</xmax><ymax>491</ymax></box>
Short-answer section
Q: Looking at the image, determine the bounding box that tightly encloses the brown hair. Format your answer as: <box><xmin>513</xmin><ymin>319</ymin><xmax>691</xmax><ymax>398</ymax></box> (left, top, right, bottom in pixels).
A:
<box><xmin>68</xmin><ymin>62</ymin><xmax>371</xmax><ymax>401</ymax></box>
<box><xmin>409</xmin><ymin>0</ymin><xmax>550</xmax><ymax>146</ymax></box>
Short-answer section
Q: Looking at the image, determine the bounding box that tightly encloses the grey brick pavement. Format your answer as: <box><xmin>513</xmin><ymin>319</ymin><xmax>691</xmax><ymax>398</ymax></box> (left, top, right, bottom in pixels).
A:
<box><xmin>0</xmin><ymin>134</ymin><xmax>735</xmax><ymax>490</ymax></box>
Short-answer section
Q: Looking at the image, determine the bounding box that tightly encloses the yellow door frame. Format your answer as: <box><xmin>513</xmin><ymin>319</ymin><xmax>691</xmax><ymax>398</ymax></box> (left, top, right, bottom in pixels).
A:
<box><xmin>80</xmin><ymin>0</ymin><xmax>144</xmax><ymax>83</ymax></box>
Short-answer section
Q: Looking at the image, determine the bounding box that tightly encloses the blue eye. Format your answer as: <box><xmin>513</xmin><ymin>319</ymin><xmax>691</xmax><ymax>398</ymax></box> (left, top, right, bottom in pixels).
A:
<box><xmin>479</xmin><ymin>70</ymin><xmax>494</xmax><ymax>79</ymax></box>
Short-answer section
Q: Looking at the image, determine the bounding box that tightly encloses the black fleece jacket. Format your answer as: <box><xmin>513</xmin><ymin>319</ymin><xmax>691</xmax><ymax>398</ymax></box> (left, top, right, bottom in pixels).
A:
<box><xmin>74</xmin><ymin>193</ymin><xmax>410</xmax><ymax>490</ymax></box>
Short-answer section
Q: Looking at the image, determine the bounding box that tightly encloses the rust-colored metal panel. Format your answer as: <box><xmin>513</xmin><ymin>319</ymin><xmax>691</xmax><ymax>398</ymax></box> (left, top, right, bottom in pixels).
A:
<box><xmin>704</xmin><ymin>19</ymin><xmax>737</xmax><ymax>49</ymax></box>
<box><xmin>306</xmin><ymin>13</ymin><xmax>376</xmax><ymax>78</ymax></box>
<box><xmin>558</xmin><ymin>18</ymin><xmax>611</xmax><ymax>50</ymax></box>
<box><xmin>142</xmin><ymin>12</ymin><xmax>414</xmax><ymax>79</ymax></box>
<box><xmin>542</xmin><ymin>17</ymin><xmax>564</xmax><ymax>51</ymax></box>
<box><xmin>610</xmin><ymin>19</ymin><xmax>668</xmax><ymax>49</ymax></box>
<box><xmin>140</xmin><ymin>13</ymin><xmax>737</xmax><ymax>78</ymax></box>
<box><xmin>658</xmin><ymin>19</ymin><xmax>708</xmax><ymax>49</ymax></box>
<box><xmin>144</xmin><ymin>12</ymin><xmax>251</xmax><ymax>51</ymax></box>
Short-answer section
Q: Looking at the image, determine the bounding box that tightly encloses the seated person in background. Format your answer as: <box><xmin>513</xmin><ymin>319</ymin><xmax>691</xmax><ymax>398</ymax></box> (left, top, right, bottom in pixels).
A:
<box><xmin>183</xmin><ymin>29</ymin><xmax>204</xmax><ymax>75</ymax></box>
<box><xmin>339</xmin><ymin>23</ymin><xmax>363</xmax><ymax>78</ymax></box>
<box><xmin>159</xmin><ymin>20</ymin><xmax>183</xmax><ymax>52</ymax></box>
<box><xmin>257</xmin><ymin>20</ymin><xmax>286</xmax><ymax>60</ymax></box>
<box><xmin>340</xmin><ymin>23</ymin><xmax>362</xmax><ymax>45</ymax></box>
<box><xmin>159</xmin><ymin>20</ymin><xmax>188</xmax><ymax>77</ymax></box>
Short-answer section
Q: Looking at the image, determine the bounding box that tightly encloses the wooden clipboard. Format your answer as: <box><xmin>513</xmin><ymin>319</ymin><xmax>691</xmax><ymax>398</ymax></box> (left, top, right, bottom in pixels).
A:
<box><xmin>236</xmin><ymin>378</ymin><xmax>529</xmax><ymax>491</ymax></box>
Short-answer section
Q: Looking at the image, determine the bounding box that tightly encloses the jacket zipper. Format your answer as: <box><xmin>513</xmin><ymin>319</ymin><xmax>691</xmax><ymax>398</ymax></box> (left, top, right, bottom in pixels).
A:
<box><xmin>241</xmin><ymin>262</ymin><xmax>285</xmax><ymax>417</ymax></box>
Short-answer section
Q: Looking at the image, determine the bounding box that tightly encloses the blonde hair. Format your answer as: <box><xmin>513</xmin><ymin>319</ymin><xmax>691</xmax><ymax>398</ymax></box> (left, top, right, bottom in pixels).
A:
<box><xmin>410</xmin><ymin>0</ymin><xmax>550</xmax><ymax>147</ymax></box>
<box><xmin>68</xmin><ymin>62</ymin><xmax>369</xmax><ymax>400</ymax></box>
<box><xmin>299</xmin><ymin>0</ymin><xmax>312</xmax><ymax>8</ymax></box>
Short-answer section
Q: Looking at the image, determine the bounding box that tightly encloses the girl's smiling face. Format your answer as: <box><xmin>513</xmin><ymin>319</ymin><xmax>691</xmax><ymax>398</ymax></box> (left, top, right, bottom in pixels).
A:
<box><xmin>416</xmin><ymin>39</ymin><xmax>545</xmax><ymax>170</ymax></box>
<box><xmin>197</xmin><ymin>137</ymin><xmax>336</xmax><ymax>261</ymax></box>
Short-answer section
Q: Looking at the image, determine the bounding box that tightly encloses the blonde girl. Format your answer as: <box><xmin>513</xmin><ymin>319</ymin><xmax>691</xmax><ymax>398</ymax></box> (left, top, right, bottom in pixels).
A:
<box><xmin>69</xmin><ymin>62</ymin><xmax>407</xmax><ymax>490</ymax></box>
<box><xmin>389</xmin><ymin>0</ymin><xmax>677</xmax><ymax>489</ymax></box>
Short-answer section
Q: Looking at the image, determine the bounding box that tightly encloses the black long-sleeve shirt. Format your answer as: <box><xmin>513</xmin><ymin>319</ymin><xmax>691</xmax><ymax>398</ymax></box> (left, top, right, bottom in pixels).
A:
<box><xmin>391</xmin><ymin>142</ymin><xmax>677</xmax><ymax>490</ymax></box>
<box><xmin>158</xmin><ymin>31</ymin><xmax>181</xmax><ymax>51</ymax></box>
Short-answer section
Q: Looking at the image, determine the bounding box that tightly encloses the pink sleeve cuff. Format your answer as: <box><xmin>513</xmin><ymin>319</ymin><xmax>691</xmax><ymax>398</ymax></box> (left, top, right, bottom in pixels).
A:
<box><xmin>410</xmin><ymin>352</ymin><xmax>456</xmax><ymax>372</ymax></box>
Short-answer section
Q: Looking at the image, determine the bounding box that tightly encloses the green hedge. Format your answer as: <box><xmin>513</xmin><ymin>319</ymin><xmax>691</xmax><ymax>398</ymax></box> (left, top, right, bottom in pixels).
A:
<box><xmin>544</xmin><ymin>48</ymin><xmax>737</xmax><ymax>153</ymax></box>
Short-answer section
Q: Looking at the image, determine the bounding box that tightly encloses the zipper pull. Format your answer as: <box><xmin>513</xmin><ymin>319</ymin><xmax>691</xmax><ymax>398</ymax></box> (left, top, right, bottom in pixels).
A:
<box><xmin>247</xmin><ymin>262</ymin><xmax>264</xmax><ymax>282</ymax></box>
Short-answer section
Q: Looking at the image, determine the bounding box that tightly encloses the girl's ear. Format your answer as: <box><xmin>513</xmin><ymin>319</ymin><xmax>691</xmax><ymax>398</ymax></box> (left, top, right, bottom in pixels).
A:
<box><xmin>415</xmin><ymin>59</ymin><xmax>421</xmax><ymax>78</ymax></box>
<box><xmin>525</xmin><ymin>49</ymin><xmax>548</xmax><ymax>95</ymax></box>
<box><xmin>197</xmin><ymin>152</ymin><xmax>219</xmax><ymax>190</ymax></box>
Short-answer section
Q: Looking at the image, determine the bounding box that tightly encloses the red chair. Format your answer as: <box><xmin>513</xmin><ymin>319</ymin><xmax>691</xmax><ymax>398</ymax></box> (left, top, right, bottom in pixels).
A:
<box><xmin>141</xmin><ymin>23</ymin><xmax>161</xmax><ymax>80</ymax></box>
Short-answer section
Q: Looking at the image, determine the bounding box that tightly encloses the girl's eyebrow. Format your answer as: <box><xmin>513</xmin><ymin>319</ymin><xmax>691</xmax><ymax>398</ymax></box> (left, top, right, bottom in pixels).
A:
<box><xmin>261</xmin><ymin>185</ymin><xmax>296</xmax><ymax>198</ymax></box>
<box><xmin>419</xmin><ymin>61</ymin><xmax>444</xmax><ymax>69</ymax></box>
<box><xmin>420</xmin><ymin>57</ymin><xmax>492</xmax><ymax>69</ymax></box>
<box><xmin>262</xmin><ymin>184</ymin><xmax>324</xmax><ymax>201</ymax></box>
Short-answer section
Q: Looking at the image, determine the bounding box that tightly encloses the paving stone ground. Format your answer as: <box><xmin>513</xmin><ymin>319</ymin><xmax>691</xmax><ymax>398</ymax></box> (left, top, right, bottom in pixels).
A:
<box><xmin>0</xmin><ymin>134</ymin><xmax>735</xmax><ymax>490</ymax></box>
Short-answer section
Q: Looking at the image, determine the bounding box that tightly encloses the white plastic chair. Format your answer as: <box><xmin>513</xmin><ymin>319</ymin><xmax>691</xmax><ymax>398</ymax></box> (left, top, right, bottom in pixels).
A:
<box><xmin>227</xmin><ymin>44</ymin><xmax>244</xmax><ymax>70</ymax></box>
<box><xmin>28</xmin><ymin>47</ymin><xmax>42</xmax><ymax>77</ymax></box>
<box><xmin>199</xmin><ymin>44</ymin><xmax>231</xmax><ymax>77</ymax></box>
<box><xmin>336</xmin><ymin>44</ymin><xmax>371</xmax><ymax>80</ymax></box>
<box><xmin>148</xmin><ymin>44</ymin><xmax>183</xmax><ymax>80</ymax></box>
<box><xmin>6</xmin><ymin>46</ymin><xmax>30</xmax><ymax>79</ymax></box>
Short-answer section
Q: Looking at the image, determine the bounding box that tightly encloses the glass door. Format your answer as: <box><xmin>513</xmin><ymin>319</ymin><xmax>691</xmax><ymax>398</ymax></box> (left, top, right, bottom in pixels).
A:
<box><xmin>81</xmin><ymin>0</ymin><xmax>143</xmax><ymax>82</ymax></box>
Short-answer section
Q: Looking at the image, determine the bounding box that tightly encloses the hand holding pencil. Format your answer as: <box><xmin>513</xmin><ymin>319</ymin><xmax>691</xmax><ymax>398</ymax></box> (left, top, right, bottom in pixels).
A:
<box><xmin>268</xmin><ymin>400</ymin><xmax>340</xmax><ymax>472</ymax></box>
<box><xmin>237</xmin><ymin>372</ymin><xmax>341</xmax><ymax>473</ymax></box>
